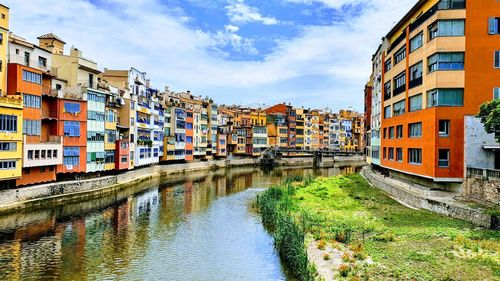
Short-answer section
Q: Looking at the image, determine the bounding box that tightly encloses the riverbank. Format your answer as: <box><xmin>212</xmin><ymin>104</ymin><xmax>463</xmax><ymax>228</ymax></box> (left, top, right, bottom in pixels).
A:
<box><xmin>0</xmin><ymin>156</ymin><xmax>364</xmax><ymax>214</ymax></box>
<box><xmin>257</xmin><ymin>174</ymin><xmax>500</xmax><ymax>281</ymax></box>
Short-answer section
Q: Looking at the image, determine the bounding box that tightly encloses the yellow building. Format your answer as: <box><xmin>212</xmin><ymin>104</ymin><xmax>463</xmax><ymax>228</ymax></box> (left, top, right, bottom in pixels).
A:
<box><xmin>0</xmin><ymin>96</ymin><xmax>23</xmax><ymax>189</ymax></box>
<box><xmin>0</xmin><ymin>4</ymin><xmax>9</xmax><ymax>96</ymax></box>
<box><xmin>0</xmin><ymin>5</ymin><xmax>21</xmax><ymax>189</ymax></box>
<box><xmin>295</xmin><ymin>108</ymin><xmax>305</xmax><ymax>149</ymax></box>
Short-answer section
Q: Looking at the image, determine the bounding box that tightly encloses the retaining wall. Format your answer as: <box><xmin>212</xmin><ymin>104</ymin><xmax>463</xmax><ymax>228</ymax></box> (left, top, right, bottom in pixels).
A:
<box><xmin>462</xmin><ymin>177</ymin><xmax>500</xmax><ymax>206</ymax></box>
<box><xmin>361</xmin><ymin>166</ymin><xmax>494</xmax><ymax>229</ymax></box>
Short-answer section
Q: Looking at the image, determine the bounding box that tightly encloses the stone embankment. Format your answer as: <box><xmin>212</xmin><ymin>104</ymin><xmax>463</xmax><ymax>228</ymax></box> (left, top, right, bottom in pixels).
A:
<box><xmin>0</xmin><ymin>156</ymin><xmax>364</xmax><ymax>214</ymax></box>
<box><xmin>360</xmin><ymin>166</ymin><xmax>497</xmax><ymax>229</ymax></box>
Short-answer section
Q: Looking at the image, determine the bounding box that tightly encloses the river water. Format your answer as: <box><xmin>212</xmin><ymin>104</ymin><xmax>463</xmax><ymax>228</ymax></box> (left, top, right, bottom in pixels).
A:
<box><xmin>0</xmin><ymin>164</ymin><xmax>364</xmax><ymax>281</ymax></box>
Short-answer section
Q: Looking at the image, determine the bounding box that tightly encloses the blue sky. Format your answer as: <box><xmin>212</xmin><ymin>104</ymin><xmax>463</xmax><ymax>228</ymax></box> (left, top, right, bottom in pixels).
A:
<box><xmin>5</xmin><ymin>0</ymin><xmax>416</xmax><ymax>111</ymax></box>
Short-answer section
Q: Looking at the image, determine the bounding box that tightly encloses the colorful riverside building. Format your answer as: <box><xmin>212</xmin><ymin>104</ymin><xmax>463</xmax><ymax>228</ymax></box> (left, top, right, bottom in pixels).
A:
<box><xmin>101</xmin><ymin>68</ymin><xmax>137</xmax><ymax>170</ymax></box>
<box><xmin>8</xmin><ymin>34</ymin><xmax>62</xmax><ymax>186</ymax></box>
<box><xmin>0</xmin><ymin>6</ymin><xmax>23</xmax><ymax>189</ymax></box>
<box><xmin>265</xmin><ymin>103</ymin><xmax>296</xmax><ymax>149</ymax></box>
<box><xmin>370</xmin><ymin>0</ymin><xmax>500</xmax><ymax>186</ymax></box>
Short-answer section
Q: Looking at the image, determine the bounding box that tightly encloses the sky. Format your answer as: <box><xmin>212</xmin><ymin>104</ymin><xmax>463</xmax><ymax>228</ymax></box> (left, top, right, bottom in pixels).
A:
<box><xmin>5</xmin><ymin>0</ymin><xmax>417</xmax><ymax>111</ymax></box>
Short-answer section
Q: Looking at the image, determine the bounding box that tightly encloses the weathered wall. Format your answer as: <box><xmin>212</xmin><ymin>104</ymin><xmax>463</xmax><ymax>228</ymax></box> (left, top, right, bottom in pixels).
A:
<box><xmin>462</xmin><ymin>176</ymin><xmax>500</xmax><ymax>206</ymax></box>
<box><xmin>464</xmin><ymin>116</ymin><xmax>497</xmax><ymax>170</ymax></box>
<box><xmin>361</xmin><ymin>166</ymin><xmax>494</xmax><ymax>229</ymax></box>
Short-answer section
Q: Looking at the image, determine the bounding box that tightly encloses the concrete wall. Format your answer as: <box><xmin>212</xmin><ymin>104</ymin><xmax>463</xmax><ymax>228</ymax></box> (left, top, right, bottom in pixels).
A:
<box><xmin>464</xmin><ymin>116</ymin><xmax>497</xmax><ymax>170</ymax></box>
<box><xmin>361</xmin><ymin>166</ymin><xmax>494</xmax><ymax>229</ymax></box>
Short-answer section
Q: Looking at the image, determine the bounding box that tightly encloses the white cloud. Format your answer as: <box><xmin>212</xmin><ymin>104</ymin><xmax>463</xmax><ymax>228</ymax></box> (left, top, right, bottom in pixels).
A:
<box><xmin>199</xmin><ymin>25</ymin><xmax>258</xmax><ymax>56</ymax></box>
<box><xmin>284</xmin><ymin>0</ymin><xmax>365</xmax><ymax>8</ymax></box>
<box><xmin>3</xmin><ymin>0</ymin><xmax>417</xmax><ymax>111</ymax></box>
<box><xmin>225</xmin><ymin>0</ymin><xmax>279</xmax><ymax>25</ymax></box>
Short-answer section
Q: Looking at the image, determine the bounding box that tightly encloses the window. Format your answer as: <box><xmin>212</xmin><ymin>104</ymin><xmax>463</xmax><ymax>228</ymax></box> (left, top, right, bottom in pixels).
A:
<box><xmin>384</xmin><ymin>81</ymin><xmax>392</xmax><ymax>100</ymax></box>
<box><xmin>393</xmin><ymin>72</ymin><xmax>406</xmax><ymax>94</ymax></box>
<box><xmin>53</xmin><ymin>150</ymin><xmax>57</xmax><ymax>158</ymax></box>
<box><xmin>495</xmin><ymin>88</ymin><xmax>500</xmax><ymax>99</ymax></box>
<box><xmin>22</xmin><ymin>70</ymin><xmax>42</xmax><ymax>84</ymax></box>
<box><xmin>0</xmin><ymin>142</ymin><xmax>16</xmax><ymax>151</ymax></box>
<box><xmin>106</xmin><ymin>130</ymin><xmax>116</xmax><ymax>143</ymax></box>
<box><xmin>409</xmin><ymin>122</ymin><xmax>422</xmax><ymax>138</ymax></box>
<box><xmin>384</xmin><ymin>106</ymin><xmax>392</xmax><ymax>118</ymax></box>
<box><xmin>0</xmin><ymin>32</ymin><xmax>2</xmax><ymax>45</ymax></box>
<box><xmin>64</xmin><ymin>102</ymin><xmax>81</xmax><ymax>114</ymax></box>
<box><xmin>384</xmin><ymin>58</ymin><xmax>392</xmax><ymax>72</ymax></box>
<box><xmin>428</xmin><ymin>53</ymin><xmax>464</xmax><ymax>72</ymax></box>
<box><xmin>439</xmin><ymin>120</ymin><xmax>450</xmax><ymax>137</ymax></box>
<box><xmin>0</xmin><ymin>115</ymin><xmax>17</xmax><ymax>132</ymax></box>
<box><xmin>383</xmin><ymin>128</ymin><xmax>387</xmax><ymax>139</ymax></box>
<box><xmin>409</xmin><ymin>94</ymin><xmax>422</xmax><ymax>112</ymax></box>
<box><xmin>427</xmin><ymin>89</ymin><xmax>464</xmax><ymax>107</ymax></box>
<box><xmin>89</xmin><ymin>73</ymin><xmax>94</xmax><ymax>89</ymax></box>
<box><xmin>24</xmin><ymin>52</ymin><xmax>30</xmax><ymax>66</ymax></box>
<box><xmin>389</xmin><ymin>127</ymin><xmax>395</xmax><ymax>139</ymax></box>
<box><xmin>88</xmin><ymin>111</ymin><xmax>105</xmax><ymax>121</ymax></box>
<box><xmin>394</xmin><ymin>46</ymin><xmax>406</xmax><ymax>65</ymax></box>
<box><xmin>186</xmin><ymin>136</ymin><xmax>193</xmax><ymax>143</ymax></box>
<box><xmin>64</xmin><ymin>121</ymin><xmax>80</xmax><ymax>137</ymax></box>
<box><xmin>63</xmin><ymin>147</ymin><xmax>80</xmax><ymax>166</ymax></box>
<box><xmin>438</xmin><ymin>149</ymin><xmax>450</xmax><ymax>167</ymax></box>
<box><xmin>23</xmin><ymin>94</ymin><xmax>41</xmax><ymax>108</ymax></box>
<box><xmin>38</xmin><ymin>56</ymin><xmax>47</xmax><ymax>68</ymax></box>
<box><xmin>23</xmin><ymin>120</ymin><xmax>41</xmax><ymax>136</ymax></box>
<box><xmin>28</xmin><ymin>150</ymin><xmax>33</xmax><ymax>159</ymax></box>
<box><xmin>121</xmin><ymin>156</ymin><xmax>128</xmax><ymax>163</ymax></box>
<box><xmin>396</xmin><ymin>125</ymin><xmax>403</xmax><ymax>138</ymax></box>
<box><xmin>41</xmin><ymin>150</ymin><xmax>46</xmax><ymax>159</ymax></box>
<box><xmin>408</xmin><ymin>148</ymin><xmax>422</xmax><ymax>164</ymax></box>
<box><xmin>495</xmin><ymin>51</ymin><xmax>500</xmax><ymax>68</ymax></box>
<box><xmin>393</xmin><ymin>100</ymin><xmax>406</xmax><ymax>116</ymax></box>
<box><xmin>438</xmin><ymin>0</ymin><xmax>465</xmax><ymax>10</ymax></box>
<box><xmin>106</xmin><ymin>110</ymin><xmax>116</xmax><ymax>123</ymax></box>
<box><xmin>388</xmin><ymin>148</ymin><xmax>394</xmax><ymax>160</ymax></box>
<box><xmin>87</xmin><ymin>131</ymin><xmax>105</xmax><ymax>142</ymax></box>
<box><xmin>34</xmin><ymin>150</ymin><xmax>40</xmax><ymax>159</ymax></box>
<box><xmin>488</xmin><ymin>17</ymin><xmax>500</xmax><ymax>35</ymax></box>
<box><xmin>105</xmin><ymin>151</ymin><xmax>115</xmax><ymax>164</ymax></box>
<box><xmin>0</xmin><ymin>161</ymin><xmax>16</xmax><ymax>170</ymax></box>
<box><xmin>429</xmin><ymin>19</ymin><xmax>465</xmax><ymax>40</ymax></box>
<box><xmin>409</xmin><ymin>61</ymin><xmax>423</xmax><ymax>87</ymax></box>
<box><xmin>396</xmin><ymin>148</ymin><xmax>403</xmax><ymax>162</ymax></box>
<box><xmin>383</xmin><ymin>147</ymin><xmax>387</xmax><ymax>159</ymax></box>
<box><xmin>410</xmin><ymin>32</ymin><xmax>423</xmax><ymax>52</ymax></box>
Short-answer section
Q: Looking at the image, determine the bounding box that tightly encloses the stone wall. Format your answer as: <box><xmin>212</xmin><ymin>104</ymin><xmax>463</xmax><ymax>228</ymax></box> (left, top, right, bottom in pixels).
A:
<box><xmin>462</xmin><ymin>176</ymin><xmax>500</xmax><ymax>206</ymax></box>
<box><xmin>361</xmin><ymin>166</ymin><xmax>494</xmax><ymax>229</ymax></box>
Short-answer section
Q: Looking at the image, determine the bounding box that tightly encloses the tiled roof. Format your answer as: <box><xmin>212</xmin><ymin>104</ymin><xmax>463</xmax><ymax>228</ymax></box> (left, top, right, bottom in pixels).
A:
<box><xmin>37</xmin><ymin>33</ymin><xmax>65</xmax><ymax>44</ymax></box>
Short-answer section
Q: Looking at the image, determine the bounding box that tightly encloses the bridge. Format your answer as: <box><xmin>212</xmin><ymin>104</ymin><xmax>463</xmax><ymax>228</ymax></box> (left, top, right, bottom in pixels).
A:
<box><xmin>261</xmin><ymin>148</ymin><xmax>365</xmax><ymax>168</ymax></box>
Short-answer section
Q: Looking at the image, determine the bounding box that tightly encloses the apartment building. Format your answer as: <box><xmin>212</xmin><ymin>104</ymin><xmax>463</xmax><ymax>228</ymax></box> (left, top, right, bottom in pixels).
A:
<box><xmin>364</xmin><ymin>81</ymin><xmax>373</xmax><ymax>163</ymax></box>
<box><xmin>295</xmin><ymin>108</ymin><xmax>305</xmax><ymax>149</ymax></box>
<box><xmin>101</xmin><ymin>69</ymin><xmax>136</xmax><ymax>170</ymax></box>
<box><xmin>0</xmin><ymin>5</ymin><xmax>8</xmax><ymax>96</ymax></box>
<box><xmin>370</xmin><ymin>43</ymin><xmax>386</xmax><ymax>167</ymax></box>
<box><xmin>9</xmin><ymin>34</ymin><xmax>62</xmax><ymax>186</ymax></box>
<box><xmin>372</xmin><ymin>0</ymin><xmax>500</xmax><ymax>185</ymax></box>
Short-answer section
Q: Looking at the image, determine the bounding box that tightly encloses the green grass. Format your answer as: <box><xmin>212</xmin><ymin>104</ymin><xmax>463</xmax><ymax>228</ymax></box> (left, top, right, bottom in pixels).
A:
<box><xmin>263</xmin><ymin>174</ymin><xmax>500</xmax><ymax>281</ymax></box>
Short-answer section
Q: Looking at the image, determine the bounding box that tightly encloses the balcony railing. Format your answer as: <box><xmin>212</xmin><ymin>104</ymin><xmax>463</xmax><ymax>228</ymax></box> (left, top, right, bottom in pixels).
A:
<box><xmin>467</xmin><ymin>167</ymin><xmax>500</xmax><ymax>180</ymax></box>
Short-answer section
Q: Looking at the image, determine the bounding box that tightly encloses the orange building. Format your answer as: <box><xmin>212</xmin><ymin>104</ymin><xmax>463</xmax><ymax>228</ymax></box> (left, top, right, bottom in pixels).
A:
<box><xmin>57</xmin><ymin>95</ymin><xmax>87</xmax><ymax>175</ymax></box>
<box><xmin>376</xmin><ymin>0</ymin><xmax>499</xmax><ymax>186</ymax></box>
<box><xmin>8</xmin><ymin>34</ymin><xmax>62</xmax><ymax>186</ymax></box>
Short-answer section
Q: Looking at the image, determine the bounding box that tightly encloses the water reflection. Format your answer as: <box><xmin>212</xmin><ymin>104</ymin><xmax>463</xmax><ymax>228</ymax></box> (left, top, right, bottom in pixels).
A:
<box><xmin>0</xmin><ymin>163</ymin><xmax>364</xmax><ymax>281</ymax></box>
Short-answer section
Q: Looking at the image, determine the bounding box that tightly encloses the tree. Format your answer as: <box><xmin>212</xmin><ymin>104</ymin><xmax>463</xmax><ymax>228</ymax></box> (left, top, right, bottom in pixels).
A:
<box><xmin>477</xmin><ymin>99</ymin><xmax>500</xmax><ymax>142</ymax></box>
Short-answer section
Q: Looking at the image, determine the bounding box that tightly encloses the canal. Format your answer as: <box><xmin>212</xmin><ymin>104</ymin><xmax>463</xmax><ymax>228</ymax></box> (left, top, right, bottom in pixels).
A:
<box><xmin>0</xmin><ymin>164</ymin><xmax>364</xmax><ymax>281</ymax></box>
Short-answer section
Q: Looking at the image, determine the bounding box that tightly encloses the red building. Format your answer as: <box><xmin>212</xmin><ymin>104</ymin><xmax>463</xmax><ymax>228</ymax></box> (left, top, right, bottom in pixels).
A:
<box><xmin>185</xmin><ymin>108</ymin><xmax>194</xmax><ymax>162</ymax></box>
<box><xmin>115</xmin><ymin>139</ymin><xmax>129</xmax><ymax>170</ymax></box>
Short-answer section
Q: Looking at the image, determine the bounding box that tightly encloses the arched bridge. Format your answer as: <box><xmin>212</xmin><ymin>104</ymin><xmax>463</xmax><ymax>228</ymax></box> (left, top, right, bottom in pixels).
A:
<box><xmin>261</xmin><ymin>148</ymin><xmax>365</xmax><ymax>168</ymax></box>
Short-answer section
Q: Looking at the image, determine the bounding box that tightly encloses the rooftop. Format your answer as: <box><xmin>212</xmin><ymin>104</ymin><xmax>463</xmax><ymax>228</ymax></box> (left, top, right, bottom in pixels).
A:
<box><xmin>37</xmin><ymin>33</ymin><xmax>66</xmax><ymax>44</ymax></box>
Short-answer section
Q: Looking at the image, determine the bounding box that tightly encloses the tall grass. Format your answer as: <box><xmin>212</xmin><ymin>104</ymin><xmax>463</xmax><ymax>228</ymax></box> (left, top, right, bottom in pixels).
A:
<box><xmin>257</xmin><ymin>178</ymin><xmax>314</xmax><ymax>281</ymax></box>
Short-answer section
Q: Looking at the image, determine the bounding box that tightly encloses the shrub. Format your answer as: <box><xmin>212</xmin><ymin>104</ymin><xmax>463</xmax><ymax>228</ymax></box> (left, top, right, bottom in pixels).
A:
<box><xmin>341</xmin><ymin>252</ymin><xmax>351</xmax><ymax>262</ymax></box>
<box><xmin>373</xmin><ymin>231</ymin><xmax>396</xmax><ymax>242</ymax></box>
<box><xmin>339</xmin><ymin>264</ymin><xmax>350</xmax><ymax>277</ymax></box>
<box><xmin>317</xmin><ymin>240</ymin><xmax>327</xmax><ymax>250</ymax></box>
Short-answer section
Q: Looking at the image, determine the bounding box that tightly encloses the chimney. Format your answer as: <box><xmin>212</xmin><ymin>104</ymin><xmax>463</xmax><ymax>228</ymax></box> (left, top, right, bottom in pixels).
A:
<box><xmin>70</xmin><ymin>47</ymin><xmax>82</xmax><ymax>58</ymax></box>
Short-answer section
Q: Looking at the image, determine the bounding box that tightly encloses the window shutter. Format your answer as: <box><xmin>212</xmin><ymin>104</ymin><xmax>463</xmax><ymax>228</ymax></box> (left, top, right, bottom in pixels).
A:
<box><xmin>488</xmin><ymin>18</ymin><xmax>497</xmax><ymax>35</ymax></box>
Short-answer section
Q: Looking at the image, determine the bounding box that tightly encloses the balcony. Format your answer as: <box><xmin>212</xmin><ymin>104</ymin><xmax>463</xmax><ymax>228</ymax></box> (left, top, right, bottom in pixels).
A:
<box><xmin>42</xmin><ymin>108</ymin><xmax>58</xmax><ymax>120</ymax></box>
<box><xmin>23</xmin><ymin>136</ymin><xmax>63</xmax><ymax>168</ymax></box>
